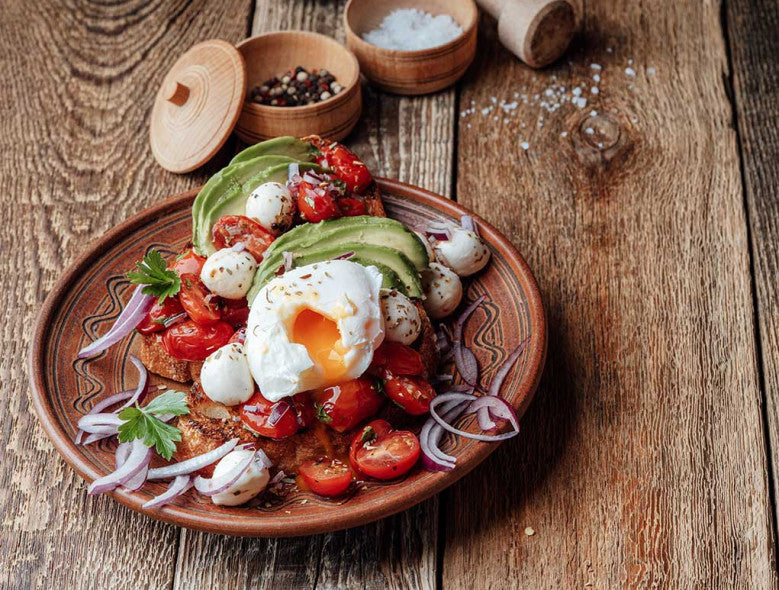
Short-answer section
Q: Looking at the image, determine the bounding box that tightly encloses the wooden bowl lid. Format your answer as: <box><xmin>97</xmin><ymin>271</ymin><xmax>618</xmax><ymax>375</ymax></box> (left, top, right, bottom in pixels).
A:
<box><xmin>150</xmin><ymin>39</ymin><xmax>247</xmax><ymax>173</ymax></box>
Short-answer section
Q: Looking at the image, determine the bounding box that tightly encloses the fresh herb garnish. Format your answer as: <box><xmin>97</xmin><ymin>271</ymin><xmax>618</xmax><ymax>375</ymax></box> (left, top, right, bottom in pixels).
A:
<box><xmin>315</xmin><ymin>403</ymin><xmax>332</xmax><ymax>424</ymax></box>
<box><xmin>117</xmin><ymin>390</ymin><xmax>189</xmax><ymax>460</ymax></box>
<box><xmin>127</xmin><ymin>249</ymin><xmax>181</xmax><ymax>303</ymax></box>
<box><xmin>360</xmin><ymin>426</ymin><xmax>376</xmax><ymax>444</ymax></box>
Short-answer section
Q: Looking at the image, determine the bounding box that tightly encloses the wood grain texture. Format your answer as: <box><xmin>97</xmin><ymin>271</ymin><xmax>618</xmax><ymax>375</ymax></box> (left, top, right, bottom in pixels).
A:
<box><xmin>726</xmin><ymin>0</ymin><xmax>779</xmax><ymax>541</ymax></box>
<box><xmin>442</xmin><ymin>2</ymin><xmax>777</xmax><ymax>587</ymax></box>
<box><xmin>171</xmin><ymin>1</ymin><xmax>454</xmax><ymax>589</ymax></box>
<box><xmin>0</xmin><ymin>0</ymin><xmax>252</xmax><ymax>587</ymax></box>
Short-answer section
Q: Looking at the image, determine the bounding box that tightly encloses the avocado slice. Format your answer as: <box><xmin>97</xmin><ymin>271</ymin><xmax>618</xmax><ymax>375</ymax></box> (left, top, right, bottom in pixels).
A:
<box><xmin>259</xmin><ymin>216</ymin><xmax>430</xmax><ymax>277</ymax></box>
<box><xmin>229</xmin><ymin>136</ymin><xmax>319</xmax><ymax>167</ymax></box>
<box><xmin>251</xmin><ymin>242</ymin><xmax>420</xmax><ymax>302</ymax></box>
<box><xmin>192</xmin><ymin>157</ymin><xmax>324</xmax><ymax>256</ymax></box>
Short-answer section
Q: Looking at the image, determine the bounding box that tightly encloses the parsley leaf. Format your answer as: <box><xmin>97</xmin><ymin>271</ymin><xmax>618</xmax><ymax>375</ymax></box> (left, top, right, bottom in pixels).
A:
<box><xmin>315</xmin><ymin>403</ymin><xmax>332</xmax><ymax>424</ymax></box>
<box><xmin>127</xmin><ymin>249</ymin><xmax>181</xmax><ymax>304</ymax></box>
<box><xmin>117</xmin><ymin>390</ymin><xmax>189</xmax><ymax>460</ymax></box>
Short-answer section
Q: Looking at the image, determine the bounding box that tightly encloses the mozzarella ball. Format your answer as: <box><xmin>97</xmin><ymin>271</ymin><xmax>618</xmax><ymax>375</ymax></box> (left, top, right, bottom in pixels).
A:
<box><xmin>200</xmin><ymin>343</ymin><xmax>255</xmax><ymax>406</ymax></box>
<box><xmin>433</xmin><ymin>227</ymin><xmax>491</xmax><ymax>277</ymax></box>
<box><xmin>422</xmin><ymin>263</ymin><xmax>463</xmax><ymax>319</ymax></box>
<box><xmin>380</xmin><ymin>289</ymin><xmax>422</xmax><ymax>345</ymax></box>
<box><xmin>211</xmin><ymin>449</ymin><xmax>271</xmax><ymax>506</ymax></box>
<box><xmin>200</xmin><ymin>248</ymin><xmax>257</xmax><ymax>299</ymax></box>
<box><xmin>414</xmin><ymin>231</ymin><xmax>436</xmax><ymax>263</ymax></box>
<box><xmin>245</xmin><ymin>182</ymin><xmax>295</xmax><ymax>235</ymax></box>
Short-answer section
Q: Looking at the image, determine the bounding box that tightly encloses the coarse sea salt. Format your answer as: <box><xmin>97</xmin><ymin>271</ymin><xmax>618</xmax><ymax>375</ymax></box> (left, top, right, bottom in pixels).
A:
<box><xmin>362</xmin><ymin>8</ymin><xmax>462</xmax><ymax>51</ymax></box>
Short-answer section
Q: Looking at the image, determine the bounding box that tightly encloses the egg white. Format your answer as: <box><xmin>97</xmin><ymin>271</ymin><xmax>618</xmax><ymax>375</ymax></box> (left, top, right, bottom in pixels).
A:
<box><xmin>245</xmin><ymin>260</ymin><xmax>385</xmax><ymax>401</ymax></box>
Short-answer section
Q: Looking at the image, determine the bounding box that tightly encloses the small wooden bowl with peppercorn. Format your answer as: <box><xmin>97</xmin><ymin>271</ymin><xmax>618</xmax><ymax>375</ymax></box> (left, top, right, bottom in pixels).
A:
<box><xmin>235</xmin><ymin>31</ymin><xmax>362</xmax><ymax>142</ymax></box>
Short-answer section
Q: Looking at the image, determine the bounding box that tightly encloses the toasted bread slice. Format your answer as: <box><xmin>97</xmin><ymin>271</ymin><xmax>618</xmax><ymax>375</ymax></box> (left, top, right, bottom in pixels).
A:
<box><xmin>139</xmin><ymin>333</ymin><xmax>202</xmax><ymax>383</ymax></box>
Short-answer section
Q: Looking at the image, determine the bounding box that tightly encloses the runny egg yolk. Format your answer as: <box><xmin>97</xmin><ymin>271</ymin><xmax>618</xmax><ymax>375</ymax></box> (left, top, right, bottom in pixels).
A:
<box><xmin>291</xmin><ymin>309</ymin><xmax>349</xmax><ymax>381</ymax></box>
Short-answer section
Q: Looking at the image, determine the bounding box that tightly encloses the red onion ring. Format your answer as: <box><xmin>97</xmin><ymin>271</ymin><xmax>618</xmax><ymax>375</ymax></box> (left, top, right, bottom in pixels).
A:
<box><xmin>115</xmin><ymin>441</ymin><xmax>148</xmax><ymax>491</ymax></box>
<box><xmin>142</xmin><ymin>475</ymin><xmax>193</xmax><ymax>509</ymax></box>
<box><xmin>118</xmin><ymin>355</ymin><xmax>148</xmax><ymax>410</ymax></box>
<box><xmin>288</xmin><ymin>162</ymin><xmax>299</xmax><ymax>180</ymax></box>
<box><xmin>88</xmin><ymin>439</ymin><xmax>151</xmax><ymax>495</ymax></box>
<box><xmin>77</xmin><ymin>413</ymin><xmax>123</xmax><ymax>432</ymax></box>
<box><xmin>429</xmin><ymin>393</ymin><xmax>520</xmax><ymax>442</ymax></box>
<box><xmin>146</xmin><ymin>438</ymin><xmax>239</xmax><ymax>480</ymax></box>
<box><xmin>477</xmin><ymin>339</ymin><xmax>529</xmax><ymax>430</ymax></box>
<box><xmin>78</xmin><ymin>285</ymin><xmax>154</xmax><ymax>359</ymax></box>
<box><xmin>420</xmin><ymin>398</ymin><xmax>470</xmax><ymax>471</ymax></box>
<box><xmin>332</xmin><ymin>251</ymin><xmax>355</xmax><ymax>261</ymax></box>
<box><xmin>453</xmin><ymin>343</ymin><xmax>479</xmax><ymax>386</ymax></box>
<box><xmin>193</xmin><ymin>450</ymin><xmax>256</xmax><ymax>496</ymax></box>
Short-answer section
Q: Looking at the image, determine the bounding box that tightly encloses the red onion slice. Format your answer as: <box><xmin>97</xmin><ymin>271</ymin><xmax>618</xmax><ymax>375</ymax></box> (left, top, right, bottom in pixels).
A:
<box><xmin>429</xmin><ymin>393</ymin><xmax>520</xmax><ymax>442</ymax></box>
<box><xmin>255</xmin><ymin>449</ymin><xmax>273</xmax><ymax>470</ymax></box>
<box><xmin>288</xmin><ymin>162</ymin><xmax>299</xmax><ymax>180</ymax></box>
<box><xmin>453</xmin><ymin>342</ymin><xmax>479</xmax><ymax>386</ymax></box>
<box><xmin>142</xmin><ymin>475</ymin><xmax>193</xmax><ymax>509</ymax></box>
<box><xmin>75</xmin><ymin>389</ymin><xmax>134</xmax><ymax>444</ymax></box>
<box><xmin>282</xmin><ymin>251</ymin><xmax>294</xmax><ymax>272</ymax></box>
<box><xmin>162</xmin><ymin>312</ymin><xmax>188</xmax><ymax>328</ymax></box>
<box><xmin>118</xmin><ymin>355</ymin><xmax>148</xmax><ymax>410</ymax></box>
<box><xmin>115</xmin><ymin>441</ymin><xmax>148</xmax><ymax>491</ymax></box>
<box><xmin>460</xmin><ymin>215</ymin><xmax>475</xmax><ymax>232</ymax></box>
<box><xmin>82</xmin><ymin>431</ymin><xmax>118</xmax><ymax>445</ymax></box>
<box><xmin>268</xmin><ymin>400</ymin><xmax>291</xmax><ymax>427</ymax></box>
<box><xmin>88</xmin><ymin>439</ymin><xmax>151</xmax><ymax>495</ymax></box>
<box><xmin>193</xmin><ymin>450</ymin><xmax>255</xmax><ymax>496</ymax></box>
<box><xmin>146</xmin><ymin>438</ymin><xmax>239</xmax><ymax>480</ymax></box>
<box><xmin>477</xmin><ymin>339</ymin><xmax>529</xmax><ymax>429</ymax></box>
<box><xmin>453</xmin><ymin>295</ymin><xmax>487</xmax><ymax>343</ymax></box>
<box><xmin>269</xmin><ymin>470</ymin><xmax>286</xmax><ymax>485</ymax></box>
<box><xmin>77</xmin><ymin>413</ymin><xmax>123</xmax><ymax>433</ymax></box>
<box><xmin>332</xmin><ymin>251</ymin><xmax>355</xmax><ymax>261</ymax></box>
<box><xmin>420</xmin><ymin>398</ymin><xmax>472</xmax><ymax>471</ymax></box>
<box><xmin>78</xmin><ymin>285</ymin><xmax>154</xmax><ymax>359</ymax></box>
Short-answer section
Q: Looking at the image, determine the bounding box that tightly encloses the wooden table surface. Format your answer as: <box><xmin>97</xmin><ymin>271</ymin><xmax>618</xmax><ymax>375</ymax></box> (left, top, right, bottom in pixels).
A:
<box><xmin>2</xmin><ymin>0</ymin><xmax>778</xmax><ymax>587</ymax></box>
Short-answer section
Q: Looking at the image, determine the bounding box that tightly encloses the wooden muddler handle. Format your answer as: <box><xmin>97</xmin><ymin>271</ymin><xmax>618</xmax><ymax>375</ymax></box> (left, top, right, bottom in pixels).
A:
<box><xmin>476</xmin><ymin>0</ymin><xmax>578</xmax><ymax>68</ymax></box>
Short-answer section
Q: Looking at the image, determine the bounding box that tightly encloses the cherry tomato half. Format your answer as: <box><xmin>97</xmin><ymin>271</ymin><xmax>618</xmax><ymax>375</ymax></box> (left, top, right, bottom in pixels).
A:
<box><xmin>298</xmin><ymin>458</ymin><xmax>353</xmax><ymax>497</ymax></box>
<box><xmin>349</xmin><ymin>419</ymin><xmax>393</xmax><ymax>473</ymax></box>
<box><xmin>221</xmin><ymin>297</ymin><xmax>249</xmax><ymax>327</ymax></box>
<box><xmin>179</xmin><ymin>273</ymin><xmax>221</xmax><ymax>325</ymax></box>
<box><xmin>212</xmin><ymin>215</ymin><xmax>275</xmax><ymax>261</ymax></box>
<box><xmin>162</xmin><ymin>320</ymin><xmax>233</xmax><ymax>361</ymax></box>
<box><xmin>137</xmin><ymin>296</ymin><xmax>185</xmax><ymax>335</ymax></box>
<box><xmin>239</xmin><ymin>392</ymin><xmax>300</xmax><ymax>439</ymax></box>
<box><xmin>370</xmin><ymin>341</ymin><xmax>425</xmax><ymax>376</ymax></box>
<box><xmin>310</xmin><ymin>377</ymin><xmax>384</xmax><ymax>433</ymax></box>
<box><xmin>349</xmin><ymin>422</ymin><xmax>420</xmax><ymax>480</ymax></box>
<box><xmin>338</xmin><ymin>197</ymin><xmax>367</xmax><ymax>217</ymax></box>
<box><xmin>296</xmin><ymin>181</ymin><xmax>340</xmax><ymax>223</ymax></box>
<box><xmin>292</xmin><ymin>392</ymin><xmax>316</xmax><ymax>428</ymax></box>
<box><xmin>173</xmin><ymin>249</ymin><xmax>207</xmax><ymax>277</ymax></box>
<box><xmin>316</xmin><ymin>144</ymin><xmax>372</xmax><ymax>193</ymax></box>
<box><xmin>383</xmin><ymin>373</ymin><xmax>437</xmax><ymax>415</ymax></box>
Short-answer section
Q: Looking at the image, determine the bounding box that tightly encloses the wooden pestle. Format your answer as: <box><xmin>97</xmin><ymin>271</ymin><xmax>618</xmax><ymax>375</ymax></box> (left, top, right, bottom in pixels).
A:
<box><xmin>476</xmin><ymin>0</ymin><xmax>578</xmax><ymax>68</ymax></box>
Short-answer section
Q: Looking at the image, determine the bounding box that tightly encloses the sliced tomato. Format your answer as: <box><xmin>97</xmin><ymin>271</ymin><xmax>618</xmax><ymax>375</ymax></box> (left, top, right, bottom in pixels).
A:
<box><xmin>383</xmin><ymin>373</ymin><xmax>436</xmax><ymax>415</ymax></box>
<box><xmin>296</xmin><ymin>180</ymin><xmax>340</xmax><ymax>223</ymax></box>
<box><xmin>349</xmin><ymin>420</ymin><xmax>393</xmax><ymax>473</ymax></box>
<box><xmin>338</xmin><ymin>197</ymin><xmax>367</xmax><ymax>217</ymax></box>
<box><xmin>292</xmin><ymin>392</ymin><xmax>316</xmax><ymax>428</ymax></box>
<box><xmin>239</xmin><ymin>392</ymin><xmax>300</xmax><ymax>439</ymax></box>
<box><xmin>310</xmin><ymin>377</ymin><xmax>384</xmax><ymax>432</ymax></box>
<box><xmin>162</xmin><ymin>320</ymin><xmax>233</xmax><ymax>361</ymax></box>
<box><xmin>137</xmin><ymin>296</ymin><xmax>185</xmax><ymax>335</ymax></box>
<box><xmin>221</xmin><ymin>297</ymin><xmax>249</xmax><ymax>327</ymax></box>
<box><xmin>179</xmin><ymin>273</ymin><xmax>221</xmax><ymax>325</ymax></box>
<box><xmin>370</xmin><ymin>341</ymin><xmax>425</xmax><ymax>376</ymax></box>
<box><xmin>349</xmin><ymin>423</ymin><xmax>420</xmax><ymax>480</ymax></box>
<box><xmin>298</xmin><ymin>458</ymin><xmax>353</xmax><ymax>497</ymax></box>
<box><xmin>212</xmin><ymin>215</ymin><xmax>275</xmax><ymax>261</ymax></box>
<box><xmin>173</xmin><ymin>249</ymin><xmax>207</xmax><ymax>277</ymax></box>
<box><xmin>228</xmin><ymin>326</ymin><xmax>246</xmax><ymax>345</ymax></box>
<box><xmin>316</xmin><ymin>143</ymin><xmax>372</xmax><ymax>193</ymax></box>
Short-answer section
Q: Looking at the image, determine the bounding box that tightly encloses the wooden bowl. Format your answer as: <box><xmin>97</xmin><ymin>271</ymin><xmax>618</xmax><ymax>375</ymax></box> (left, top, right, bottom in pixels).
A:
<box><xmin>234</xmin><ymin>32</ymin><xmax>362</xmax><ymax>142</ymax></box>
<box><xmin>28</xmin><ymin>179</ymin><xmax>546</xmax><ymax>537</ymax></box>
<box><xmin>344</xmin><ymin>0</ymin><xmax>478</xmax><ymax>95</ymax></box>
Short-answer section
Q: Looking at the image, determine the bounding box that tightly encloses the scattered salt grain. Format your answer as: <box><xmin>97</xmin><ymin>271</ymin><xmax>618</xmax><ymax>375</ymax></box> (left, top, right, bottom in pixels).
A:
<box><xmin>590</xmin><ymin>63</ymin><xmax>602</xmax><ymax>71</ymax></box>
<box><xmin>362</xmin><ymin>8</ymin><xmax>463</xmax><ymax>51</ymax></box>
<box><xmin>572</xmin><ymin>96</ymin><xmax>587</xmax><ymax>108</ymax></box>
<box><xmin>625</xmin><ymin>67</ymin><xmax>636</xmax><ymax>77</ymax></box>
<box><xmin>592</xmin><ymin>73</ymin><xmax>601</xmax><ymax>83</ymax></box>
<box><xmin>647</xmin><ymin>67</ymin><xmax>656</xmax><ymax>75</ymax></box>
<box><xmin>520</xmin><ymin>141</ymin><xmax>530</xmax><ymax>150</ymax></box>
<box><xmin>525</xmin><ymin>527</ymin><xmax>535</xmax><ymax>536</ymax></box>
<box><xmin>561</xmin><ymin>131</ymin><xmax>568</xmax><ymax>137</ymax></box>
<box><xmin>584</xmin><ymin>127</ymin><xmax>595</xmax><ymax>135</ymax></box>
<box><xmin>591</xmin><ymin>87</ymin><xmax>599</xmax><ymax>95</ymax></box>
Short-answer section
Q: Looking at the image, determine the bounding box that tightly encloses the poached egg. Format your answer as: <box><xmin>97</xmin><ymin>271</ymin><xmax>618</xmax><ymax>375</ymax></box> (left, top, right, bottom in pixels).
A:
<box><xmin>245</xmin><ymin>260</ymin><xmax>384</xmax><ymax>401</ymax></box>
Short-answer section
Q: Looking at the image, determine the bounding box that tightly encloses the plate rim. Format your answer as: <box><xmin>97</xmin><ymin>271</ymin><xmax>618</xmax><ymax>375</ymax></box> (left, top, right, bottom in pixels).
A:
<box><xmin>28</xmin><ymin>177</ymin><xmax>547</xmax><ymax>537</ymax></box>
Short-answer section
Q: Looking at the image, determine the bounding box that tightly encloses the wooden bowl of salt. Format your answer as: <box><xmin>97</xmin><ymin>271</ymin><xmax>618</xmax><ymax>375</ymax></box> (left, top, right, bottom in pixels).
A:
<box><xmin>344</xmin><ymin>0</ymin><xmax>478</xmax><ymax>95</ymax></box>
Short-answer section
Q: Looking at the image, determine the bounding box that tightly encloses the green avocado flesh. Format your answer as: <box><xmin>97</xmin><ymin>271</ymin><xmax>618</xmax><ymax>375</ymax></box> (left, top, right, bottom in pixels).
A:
<box><xmin>191</xmin><ymin>137</ymin><xmax>320</xmax><ymax>256</ymax></box>
<box><xmin>247</xmin><ymin>216</ymin><xmax>430</xmax><ymax>304</ymax></box>
<box><xmin>229</xmin><ymin>135</ymin><xmax>319</xmax><ymax>166</ymax></box>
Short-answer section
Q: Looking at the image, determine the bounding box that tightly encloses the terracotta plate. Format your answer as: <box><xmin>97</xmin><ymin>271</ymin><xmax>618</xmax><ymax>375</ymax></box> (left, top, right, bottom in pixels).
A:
<box><xmin>28</xmin><ymin>178</ymin><xmax>546</xmax><ymax>537</ymax></box>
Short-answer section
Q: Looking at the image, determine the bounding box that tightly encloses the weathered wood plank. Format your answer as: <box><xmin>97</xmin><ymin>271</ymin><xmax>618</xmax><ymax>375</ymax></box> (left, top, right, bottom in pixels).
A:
<box><xmin>726</xmin><ymin>0</ymin><xmax>779</xmax><ymax>541</ymax></box>
<box><xmin>0</xmin><ymin>0</ymin><xmax>253</xmax><ymax>587</ymax></box>
<box><xmin>172</xmin><ymin>2</ymin><xmax>454</xmax><ymax>589</ymax></box>
<box><xmin>442</xmin><ymin>2</ymin><xmax>776</xmax><ymax>587</ymax></box>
